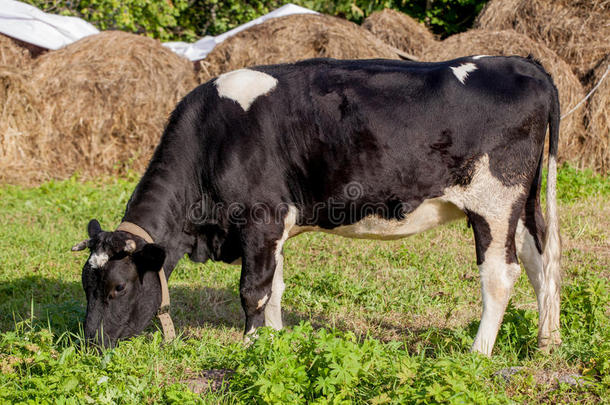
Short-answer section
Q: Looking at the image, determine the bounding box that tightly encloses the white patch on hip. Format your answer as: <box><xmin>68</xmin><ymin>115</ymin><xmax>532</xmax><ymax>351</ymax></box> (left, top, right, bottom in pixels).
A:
<box><xmin>442</xmin><ymin>154</ymin><xmax>523</xmax><ymax>224</ymax></box>
<box><xmin>450</xmin><ymin>62</ymin><xmax>478</xmax><ymax>85</ymax></box>
<box><xmin>472</xmin><ymin>55</ymin><xmax>490</xmax><ymax>60</ymax></box>
<box><xmin>215</xmin><ymin>68</ymin><xmax>278</xmax><ymax>111</ymax></box>
<box><xmin>89</xmin><ymin>252</ymin><xmax>109</xmax><ymax>269</ymax></box>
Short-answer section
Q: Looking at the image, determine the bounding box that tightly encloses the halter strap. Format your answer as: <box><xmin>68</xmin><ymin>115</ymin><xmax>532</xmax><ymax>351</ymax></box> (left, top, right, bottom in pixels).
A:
<box><xmin>116</xmin><ymin>221</ymin><xmax>176</xmax><ymax>342</ymax></box>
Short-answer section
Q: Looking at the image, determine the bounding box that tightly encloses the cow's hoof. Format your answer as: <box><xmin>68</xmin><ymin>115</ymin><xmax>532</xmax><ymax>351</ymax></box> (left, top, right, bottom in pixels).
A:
<box><xmin>538</xmin><ymin>335</ymin><xmax>562</xmax><ymax>353</ymax></box>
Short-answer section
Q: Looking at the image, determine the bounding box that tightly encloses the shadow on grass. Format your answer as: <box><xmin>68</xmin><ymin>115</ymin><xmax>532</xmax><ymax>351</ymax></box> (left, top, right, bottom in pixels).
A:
<box><xmin>1</xmin><ymin>276</ymin><xmax>535</xmax><ymax>359</ymax></box>
<box><xmin>0</xmin><ymin>276</ymin><xmax>305</xmax><ymax>337</ymax></box>
<box><xmin>0</xmin><ymin>275</ymin><xmax>248</xmax><ymax>335</ymax></box>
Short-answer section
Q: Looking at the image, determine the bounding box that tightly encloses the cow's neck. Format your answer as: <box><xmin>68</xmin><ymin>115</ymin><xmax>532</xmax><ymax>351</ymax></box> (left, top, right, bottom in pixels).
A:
<box><xmin>121</xmin><ymin>112</ymin><xmax>201</xmax><ymax>277</ymax></box>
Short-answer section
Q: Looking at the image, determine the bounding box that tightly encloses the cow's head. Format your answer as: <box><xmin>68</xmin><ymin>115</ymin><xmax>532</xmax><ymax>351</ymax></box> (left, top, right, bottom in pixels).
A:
<box><xmin>73</xmin><ymin>219</ymin><xmax>166</xmax><ymax>347</ymax></box>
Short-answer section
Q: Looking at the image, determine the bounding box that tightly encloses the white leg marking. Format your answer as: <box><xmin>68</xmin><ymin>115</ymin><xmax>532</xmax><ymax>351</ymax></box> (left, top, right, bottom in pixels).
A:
<box><xmin>264</xmin><ymin>205</ymin><xmax>297</xmax><ymax>330</ymax></box>
<box><xmin>516</xmin><ymin>220</ymin><xmax>543</xmax><ymax>295</ymax></box>
<box><xmin>215</xmin><ymin>69</ymin><xmax>278</xmax><ymax>111</ymax></box>
<box><xmin>442</xmin><ymin>155</ymin><xmax>525</xmax><ymax>356</ymax></box>
<box><xmin>450</xmin><ymin>62</ymin><xmax>478</xmax><ymax>85</ymax></box>
<box><xmin>89</xmin><ymin>252</ymin><xmax>109</xmax><ymax>269</ymax></box>
<box><xmin>256</xmin><ymin>294</ymin><xmax>269</xmax><ymax>310</ymax></box>
<box><xmin>472</xmin><ymin>247</ymin><xmax>521</xmax><ymax>356</ymax></box>
<box><xmin>243</xmin><ymin>325</ymin><xmax>258</xmax><ymax>345</ymax></box>
<box><xmin>517</xmin><ymin>219</ymin><xmax>560</xmax><ymax>348</ymax></box>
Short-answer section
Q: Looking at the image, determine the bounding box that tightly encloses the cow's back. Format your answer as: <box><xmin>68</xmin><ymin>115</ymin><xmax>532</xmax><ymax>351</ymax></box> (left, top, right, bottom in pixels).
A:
<box><xmin>192</xmin><ymin>57</ymin><xmax>552</xmax><ymax>227</ymax></box>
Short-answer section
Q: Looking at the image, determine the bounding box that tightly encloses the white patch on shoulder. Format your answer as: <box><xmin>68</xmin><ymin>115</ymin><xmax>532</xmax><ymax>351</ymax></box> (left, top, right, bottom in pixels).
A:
<box><xmin>450</xmin><ymin>62</ymin><xmax>478</xmax><ymax>85</ymax></box>
<box><xmin>89</xmin><ymin>252</ymin><xmax>109</xmax><ymax>269</ymax></box>
<box><xmin>472</xmin><ymin>55</ymin><xmax>490</xmax><ymax>60</ymax></box>
<box><xmin>215</xmin><ymin>68</ymin><xmax>278</xmax><ymax>111</ymax></box>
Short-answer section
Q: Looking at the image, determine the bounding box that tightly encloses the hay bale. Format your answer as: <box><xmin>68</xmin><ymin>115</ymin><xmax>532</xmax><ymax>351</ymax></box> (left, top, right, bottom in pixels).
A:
<box><xmin>0</xmin><ymin>34</ymin><xmax>33</xmax><ymax>68</ymax></box>
<box><xmin>583</xmin><ymin>57</ymin><xmax>610</xmax><ymax>173</ymax></box>
<box><xmin>362</xmin><ymin>9</ymin><xmax>436</xmax><ymax>59</ymax></box>
<box><xmin>27</xmin><ymin>31</ymin><xmax>198</xmax><ymax>181</ymax></box>
<box><xmin>199</xmin><ymin>14</ymin><xmax>401</xmax><ymax>82</ymax></box>
<box><xmin>475</xmin><ymin>0</ymin><xmax>610</xmax><ymax>79</ymax></box>
<box><xmin>424</xmin><ymin>29</ymin><xmax>586</xmax><ymax>168</ymax></box>
<box><xmin>0</xmin><ymin>66</ymin><xmax>44</xmax><ymax>183</ymax></box>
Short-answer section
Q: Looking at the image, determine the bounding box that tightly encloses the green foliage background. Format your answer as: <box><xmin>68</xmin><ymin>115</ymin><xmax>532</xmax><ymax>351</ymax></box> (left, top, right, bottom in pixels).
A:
<box><xmin>24</xmin><ymin>0</ymin><xmax>488</xmax><ymax>42</ymax></box>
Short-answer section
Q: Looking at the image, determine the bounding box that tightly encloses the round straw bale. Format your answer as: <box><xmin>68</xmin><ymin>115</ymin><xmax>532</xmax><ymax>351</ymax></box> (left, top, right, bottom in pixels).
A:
<box><xmin>30</xmin><ymin>31</ymin><xmax>197</xmax><ymax>180</ymax></box>
<box><xmin>0</xmin><ymin>34</ymin><xmax>33</xmax><ymax>68</ymax></box>
<box><xmin>424</xmin><ymin>29</ymin><xmax>586</xmax><ymax>169</ymax></box>
<box><xmin>0</xmin><ymin>66</ymin><xmax>44</xmax><ymax>183</ymax></box>
<box><xmin>199</xmin><ymin>14</ymin><xmax>401</xmax><ymax>83</ymax></box>
<box><xmin>475</xmin><ymin>0</ymin><xmax>610</xmax><ymax>79</ymax></box>
<box><xmin>362</xmin><ymin>9</ymin><xmax>436</xmax><ymax>59</ymax></box>
<box><xmin>583</xmin><ymin>57</ymin><xmax>610</xmax><ymax>173</ymax></box>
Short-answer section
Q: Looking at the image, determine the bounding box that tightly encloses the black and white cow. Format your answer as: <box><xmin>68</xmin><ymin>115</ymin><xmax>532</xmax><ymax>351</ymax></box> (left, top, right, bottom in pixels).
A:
<box><xmin>73</xmin><ymin>56</ymin><xmax>561</xmax><ymax>356</ymax></box>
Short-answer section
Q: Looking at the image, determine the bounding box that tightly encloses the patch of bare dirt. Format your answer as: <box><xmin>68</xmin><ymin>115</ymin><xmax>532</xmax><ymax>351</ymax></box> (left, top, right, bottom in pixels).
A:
<box><xmin>181</xmin><ymin>368</ymin><xmax>234</xmax><ymax>394</ymax></box>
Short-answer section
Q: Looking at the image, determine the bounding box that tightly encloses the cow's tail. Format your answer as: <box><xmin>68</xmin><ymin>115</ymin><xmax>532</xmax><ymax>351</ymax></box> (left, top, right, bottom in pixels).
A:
<box><xmin>542</xmin><ymin>81</ymin><xmax>561</xmax><ymax>338</ymax></box>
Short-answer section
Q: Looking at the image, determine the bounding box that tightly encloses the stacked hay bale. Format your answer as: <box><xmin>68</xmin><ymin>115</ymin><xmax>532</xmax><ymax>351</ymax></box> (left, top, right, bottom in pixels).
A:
<box><xmin>582</xmin><ymin>58</ymin><xmax>609</xmax><ymax>172</ymax></box>
<box><xmin>475</xmin><ymin>0</ymin><xmax>609</xmax><ymax>79</ymax></box>
<box><xmin>0</xmin><ymin>35</ymin><xmax>34</xmax><ymax>68</ymax></box>
<box><xmin>0</xmin><ymin>66</ymin><xmax>44</xmax><ymax>181</ymax></box>
<box><xmin>0</xmin><ymin>35</ymin><xmax>44</xmax><ymax>181</ymax></box>
<box><xmin>423</xmin><ymin>29</ymin><xmax>586</xmax><ymax>166</ymax></box>
<box><xmin>20</xmin><ymin>31</ymin><xmax>198</xmax><ymax>181</ymax></box>
<box><xmin>362</xmin><ymin>9</ymin><xmax>436</xmax><ymax>59</ymax></box>
<box><xmin>2</xmin><ymin>7</ymin><xmax>607</xmax><ymax>182</ymax></box>
<box><xmin>475</xmin><ymin>0</ymin><xmax>609</xmax><ymax>173</ymax></box>
<box><xmin>199</xmin><ymin>14</ymin><xmax>402</xmax><ymax>83</ymax></box>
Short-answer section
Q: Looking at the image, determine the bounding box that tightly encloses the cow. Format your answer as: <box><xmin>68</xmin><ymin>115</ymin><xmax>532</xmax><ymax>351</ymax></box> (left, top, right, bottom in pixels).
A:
<box><xmin>72</xmin><ymin>56</ymin><xmax>561</xmax><ymax>356</ymax></box>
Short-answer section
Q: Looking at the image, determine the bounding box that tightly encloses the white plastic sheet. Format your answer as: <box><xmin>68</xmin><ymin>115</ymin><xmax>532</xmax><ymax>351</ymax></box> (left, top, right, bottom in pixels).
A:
<box><xmin>0</xmin><ymin>0</ymin><xmax>317</xmax><ymax>60</ymax></box>
<box><xmin>0</xmin><ymin>0</ymin><xmax>99</xmax><ymax>50</ymax></box>
<box><xmin>163</xmin><ymin>4</ymin><xmax>318</xmax><ymax>61</ymax></box>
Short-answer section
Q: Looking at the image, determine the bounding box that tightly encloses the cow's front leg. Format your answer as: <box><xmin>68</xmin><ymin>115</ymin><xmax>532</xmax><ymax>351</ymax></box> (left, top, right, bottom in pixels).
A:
<box><xmin>239</xmin><ymin>206</ymin><xmax>297</xmax><ymax>339</ymax></box>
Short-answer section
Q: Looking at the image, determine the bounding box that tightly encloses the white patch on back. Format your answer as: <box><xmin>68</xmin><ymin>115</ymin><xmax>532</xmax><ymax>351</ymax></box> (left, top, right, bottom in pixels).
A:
<box><xmin>450</xmin><ymin>62</ymin><xmax>478</xmax><ymax>85</ymax></box>
<box><xmin>215</xmin><ymin>68</ymin><xmax>278</xmax><ymax>111</ymax></box>
<box><xmin>472</xmin><ymin>55</ymin><xmax>490</xmax><ymax>60</ymax></box>
<box><xmin>89</xmin><ymin>252</ymin><xmax>109</xmax><ymax>269</ymax></box>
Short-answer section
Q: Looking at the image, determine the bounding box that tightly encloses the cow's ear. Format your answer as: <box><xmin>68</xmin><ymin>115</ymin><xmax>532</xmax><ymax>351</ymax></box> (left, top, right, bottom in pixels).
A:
<box><xmin>132</xmin><ymin>244</ymin><xmax>166</xmax><ymax>280</ymax></box>
<box><xmin>88</xmin><ymin>219</ymin><xmax>103</xmax><ymax>238</ymax></box>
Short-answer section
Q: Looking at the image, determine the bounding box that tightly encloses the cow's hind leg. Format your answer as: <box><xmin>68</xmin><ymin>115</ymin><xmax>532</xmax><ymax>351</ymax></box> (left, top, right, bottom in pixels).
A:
<box><xmin>517</xmin><ymin>200</ymin><xmax>561</xmax><ymax>350</ymax></box>
<box><xmin>469</xmin><ymin>211</ymin><xmax>522</xmax><ymax>356</ymax></box>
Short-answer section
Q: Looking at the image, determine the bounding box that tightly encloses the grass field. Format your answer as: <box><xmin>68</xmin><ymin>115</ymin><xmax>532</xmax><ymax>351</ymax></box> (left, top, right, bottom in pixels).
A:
<box><xmin>0</xmin><ymin>165</ymin><xmax>608</xmax><ymax>403</ymax></box>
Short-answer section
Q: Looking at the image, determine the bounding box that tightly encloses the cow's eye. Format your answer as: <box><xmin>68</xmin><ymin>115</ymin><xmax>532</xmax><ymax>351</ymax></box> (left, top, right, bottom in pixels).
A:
<box><xmin>115</xmin><ymin>284</ymin><xmax>125</xmax><ymax>292</ymax></box>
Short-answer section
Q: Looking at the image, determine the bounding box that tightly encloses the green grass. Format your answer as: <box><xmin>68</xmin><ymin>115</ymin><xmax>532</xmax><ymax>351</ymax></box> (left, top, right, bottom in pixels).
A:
<box><xmin>0</xmin><ymin>166</ymin><xmax>608</xmax><ymax>403</ymax></box>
